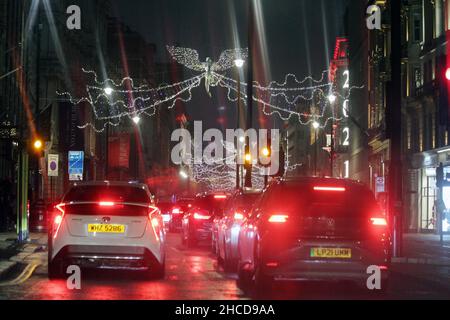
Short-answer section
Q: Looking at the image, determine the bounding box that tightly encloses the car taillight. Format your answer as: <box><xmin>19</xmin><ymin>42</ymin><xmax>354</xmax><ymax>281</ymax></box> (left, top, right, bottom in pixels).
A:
<box><xmin>313</xmin><ymin>186</ymin><xmax>346</xmax><ymax>192</ymax></box>
<box><xmin>148</xmin><ymin>206</ymin><xmax>161</xmax><ymax>241</ymax></box>
<box><xmin>268</xmin><ymin>214</ymin><xmax>289</xmax><ymax>223</ymax></box>
<box><xmin>194</xmin><ymin>212</ymin><xmax>211</xmax><ymax>220</ymax></box>
<box><xmin>99</xmin><ymin>201</ymin><xmax>115</xmax><ymax>206</ymax></box>
<box><xmin>371</xmin><ymin>217</ymin><xmax>387</xmax><ymax>226</ymax></box>
<box><xmin>54</xmin><ymin>215</ymin><xmax>63</xmax><ymax>225</ymax></box>
<box><xmin>151</xmin><ymin>217</ymin><xmax>160</xmax><ymax>228</ymax></box>
<box><xmin>214</xmin><ymin>195</ymin><xmax>227</xmax><ymax>199</ymax></box>
<box><xmin>234</xmin><ymin>212</ymin><xmax>244</xmax><ymax>220</ymax></box>
<box><xmin>53</xmin><ymin>203</ymin><xmax>65</xmax><ymax>239</ymax></box>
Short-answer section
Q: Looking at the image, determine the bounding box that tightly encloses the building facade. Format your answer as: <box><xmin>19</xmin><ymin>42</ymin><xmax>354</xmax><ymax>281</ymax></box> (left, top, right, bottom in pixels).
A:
<box><xmin>402</xmin><ymin>0</ymin><xmax>450</xmax><ymax>233</ymax></box>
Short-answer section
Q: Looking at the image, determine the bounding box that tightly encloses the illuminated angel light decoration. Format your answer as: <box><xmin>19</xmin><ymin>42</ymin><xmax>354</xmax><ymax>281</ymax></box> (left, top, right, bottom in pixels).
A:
<box><xmin>166</xmin><ymin>46</ymin><xmax>248</xmax><ymax>97</ymax></box>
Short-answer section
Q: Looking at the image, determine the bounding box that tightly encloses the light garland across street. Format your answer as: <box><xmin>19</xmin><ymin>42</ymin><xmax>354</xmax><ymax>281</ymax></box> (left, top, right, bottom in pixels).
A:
<box><xmin>59</xmin><ymin>46</ymin><xmax>365</xmax><ymax>131</ymax></box>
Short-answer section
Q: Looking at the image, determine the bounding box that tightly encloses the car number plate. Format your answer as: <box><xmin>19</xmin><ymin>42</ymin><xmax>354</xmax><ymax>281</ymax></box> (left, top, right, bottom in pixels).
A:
<box><xmin>88</xmin><ymin>224</ymin><xmax>125</xmax><ymax>233</ymax></box>
<box><xmin>310</xmin><ymin>247</ymin><xmax>351</xmax><ymax>258</ymax></box>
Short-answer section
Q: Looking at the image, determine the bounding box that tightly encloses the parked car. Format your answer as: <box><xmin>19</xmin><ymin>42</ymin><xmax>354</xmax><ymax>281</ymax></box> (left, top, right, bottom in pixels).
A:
<box><xmin>237</xmin><ymin>177</ymin><xmax>391</xmax><ymax>292</ymax></box>
<box><xmin>48</xmin><ymin>181</ymin><xmax>166</xmax><ymax>279</ymax></box>
<box><xmin>215</xmin><ymin>188</ymin><xmax>262</xmax><ymax>271</ymax></box>
<box><xmin>181</xmin><ymin>193</ymin><xmax>228</xmax><ymax>247</ymax></box>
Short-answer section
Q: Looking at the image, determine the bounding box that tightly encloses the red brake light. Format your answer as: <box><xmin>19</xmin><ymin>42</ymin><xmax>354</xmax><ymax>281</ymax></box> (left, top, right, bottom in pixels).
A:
<box><xmin>266</xmin><ymin>262</ymin><xmax>279</xmax><ymax>267</ymax></box>
<box><xmin>53</xmin><ymin>203</ymin><xmax>65</xmax><ymax>239</ymax></box>
<box><xmin>313</xmin><ymin>186</ymin><xmax>346</xmax><ymax>192</ymax></box>
<box><xmin>54</xmin><ymin>215</ymin><xmax>63</xmax><ymax>225</ymax></box>
<box><xmin>148</xmin><ymin>206</ymin><xmax>161</xmax><ymax>241</ymax></box>
<box><xmin>371</xmin><ymin>217</ymin><xmax>387</xmax><ymax>226</ymax></box>
<box><xmin>99</xmin><ymin>201</ymin><xmax>115</xmax><ymax>206</ymax></box>
<box><xmin>194</xmin><ymin>212</ymin><xmax>211</xmax><ymax>220</ymax></box>
<box><xmin>234</xmin><ymin>212</ymin><xmax>244</xmax><ymax>220</ymax></box>
<box><xmin>151</xmin><ymin>217</ymin><xmax>160</xmax><ymax>228</ymax></box>
<box><xmin>268</xmin><ymin>214</ymin><xmax>289</xmax><ymax>223</ymax></box>
<box><xmin>214</xmin><ymin>195</ymin><xmax>227</xmax><ymax>199</ymax></box>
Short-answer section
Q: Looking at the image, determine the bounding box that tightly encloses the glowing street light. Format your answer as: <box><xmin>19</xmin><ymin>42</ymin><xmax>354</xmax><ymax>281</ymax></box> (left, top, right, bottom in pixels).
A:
<box><xmin>132</xmin><ymin>116</ymin><xmax>141</xmax><ymax>125</ymax></box>
<box><xmin>33</xmin><ymin>139</ymin><xmax>43</xmax><ymax>151</ymax></box>
<box><xmin>328</xmin><ymin>94</ymin><xmax>336</xmax><ymax>104</ymax></box>
<box><xmin>312</xmin><ymin>121</ymin><xmax>320</xmax><ymax>129</ymax></box>
<box><xmin>234</xmin><ymin>58</ymin><xmax>245</xmax><ymax>68</ymax></box>
<box><xmin>104</xmin><ymin>87</ymin><xmax>113</xmax><ymax>95</ymax></box>
<box><xmin>179</xmin><ymin>170</ymin><xmax>188</xmax><ymax>179</ymax></box>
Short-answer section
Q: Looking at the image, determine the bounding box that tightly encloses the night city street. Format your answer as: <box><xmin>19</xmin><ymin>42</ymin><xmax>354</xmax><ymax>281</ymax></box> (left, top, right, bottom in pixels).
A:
<box><xmin>1</xmin><ymin>0</ymin><xmax>450</xmax><ymax>312</ymax></box>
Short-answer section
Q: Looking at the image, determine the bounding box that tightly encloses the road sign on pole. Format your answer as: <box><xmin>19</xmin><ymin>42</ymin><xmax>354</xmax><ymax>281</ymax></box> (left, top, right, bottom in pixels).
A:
<box><xmin>68</xmin><ymin>151</ymin><xmax>84</xmax><ymax>181</ymax></box>
<box><xmin>48</xmin><ymin>154</ymin><xmax>59</xmax><ymax>177</ymax></box>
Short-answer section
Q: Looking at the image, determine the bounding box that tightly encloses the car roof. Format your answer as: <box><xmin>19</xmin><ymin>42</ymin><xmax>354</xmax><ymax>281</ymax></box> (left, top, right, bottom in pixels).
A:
<box><xmin>279</xmin><ymin>176</ymin><xmax>365</xmax><ymax>187</ymax></box>
<box><xmin>239</xmin><ymin>188</ymin><xmax>262</xmax><ymax>195</ymax></box>
<box><xmin>71</xmin><ymin>180</ymin><xmax>150</xmax><ymax>190</ymax></box>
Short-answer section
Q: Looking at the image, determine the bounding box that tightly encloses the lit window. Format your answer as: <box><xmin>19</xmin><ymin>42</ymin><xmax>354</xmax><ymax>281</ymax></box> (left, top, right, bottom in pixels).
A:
<box><xmin>344</xmin><ymin>160</ymin><xmax>349</xmax><ymax>178</ymax></box>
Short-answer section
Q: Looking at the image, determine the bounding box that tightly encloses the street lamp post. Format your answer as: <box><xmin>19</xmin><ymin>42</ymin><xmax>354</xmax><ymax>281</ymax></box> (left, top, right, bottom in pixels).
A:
<box><xmin>104</xmin><ymin>87</ymin><xmax>113</xmax><ymax>179</ymax></box>
<box><xmin>244</xmin><ymin>0</ymin><xmax>254</xmax><ymax>189</ymax></box>
<box><xmin>234</xmin><ymin>59</ymin><xmax>244</xmax><ymax>190</ymax></box>
<box><xmin>312</xmin><ymin>121</ymin><xmax>319</xmax><ymax>176</ymax></box>
<box><xmin>328</xmin><ymin>94</ymin><xmax>336</xmax><ymax>177</ymax></box>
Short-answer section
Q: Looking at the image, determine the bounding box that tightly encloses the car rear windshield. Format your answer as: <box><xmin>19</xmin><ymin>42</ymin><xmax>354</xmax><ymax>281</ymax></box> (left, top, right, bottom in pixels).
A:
<box><xmin>264</xmin><ymin>182</ymin><xmax>379</xmax><ymax>217</ymax></box>
<box><xmin>235</xmin><ymin>193</ymin><xmax>261</xmax><ymax>209</ymax></box>
<box><xmin>194</xmin><ymin>195</ymin><xmax>227</xmax><ymax>213</ymax></box>
<box><xmin>64</xmin><ymin>185</ymin><xmax>150</xmax><ymax>203</ymax></box>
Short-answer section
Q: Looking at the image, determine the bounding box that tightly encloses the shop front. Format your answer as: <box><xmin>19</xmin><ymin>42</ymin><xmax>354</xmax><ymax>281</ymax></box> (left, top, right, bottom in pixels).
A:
<box><xmin>408</xmin><ymin>148</ymin><xmax>450</xmax><ymax>234</ymax></box>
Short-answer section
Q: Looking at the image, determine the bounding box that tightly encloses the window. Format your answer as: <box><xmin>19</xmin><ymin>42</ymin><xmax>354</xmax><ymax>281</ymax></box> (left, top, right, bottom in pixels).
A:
<box><xmin>413</xmin><ymin>13</ymin><xmax>421</xmax><ymax>42</ymax></box>
<box><xmin>414</xmin><ymin>67</ymin><xmax>422</xmax><ymax>89</ymax></box>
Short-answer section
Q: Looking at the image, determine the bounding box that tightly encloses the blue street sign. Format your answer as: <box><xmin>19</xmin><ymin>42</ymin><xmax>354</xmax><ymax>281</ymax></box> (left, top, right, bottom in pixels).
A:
<box><xmin>68</xmin><ymin>151</ymin><xmax>84</xmax><ymax>181</ymax></box>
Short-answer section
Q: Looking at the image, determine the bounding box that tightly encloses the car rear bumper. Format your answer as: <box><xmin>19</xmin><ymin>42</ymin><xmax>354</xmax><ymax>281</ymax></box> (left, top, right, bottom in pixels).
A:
<box><xmin>259</xmin><ymin>238</ymin><xmax>391</xmax><ymax>283</ymax></box>
<box><xmin>51</xmin><ymin>245</ymin><xmax>161</xmax><ymax>271</ymax></box>
<box><xmin>193</xmin><ymin>229</ymin><xmax>212</xmax><ymax>241</ymax></box>
<box><xmin>264</xmin><ymin>259</ymin><xmax>390</xmax><ymax>283</ymax></box>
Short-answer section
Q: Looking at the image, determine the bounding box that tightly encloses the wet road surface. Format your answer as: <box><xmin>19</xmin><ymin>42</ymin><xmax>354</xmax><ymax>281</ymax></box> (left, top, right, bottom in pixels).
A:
<box><xmin>0</xmin><ymin>233</ymin><xmax>450</xmax><ymax>300</ymax></box>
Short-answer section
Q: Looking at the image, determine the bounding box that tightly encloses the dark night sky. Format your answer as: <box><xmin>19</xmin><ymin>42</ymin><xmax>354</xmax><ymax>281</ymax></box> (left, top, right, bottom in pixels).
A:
<box><xmin>110</xmin><ymin>0</ymin><xmax>350</xmax><ymax>129</ymax></box>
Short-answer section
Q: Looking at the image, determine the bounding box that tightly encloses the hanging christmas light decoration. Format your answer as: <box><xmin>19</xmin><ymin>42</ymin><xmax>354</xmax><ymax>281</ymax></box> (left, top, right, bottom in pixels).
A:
<box><xmin>61</xmin><ymin>46</ymin><xmax>365</xmax><ymax>132</ymax></box>
<box><xmin>166</xmin><ymin>45</ymin><xmax>249</xmax><ymax>97</ymax></box>
<box><xmin>57</xmin><ymin>68</ymin><xmax>204</xmax><ymax>132</ymax></box>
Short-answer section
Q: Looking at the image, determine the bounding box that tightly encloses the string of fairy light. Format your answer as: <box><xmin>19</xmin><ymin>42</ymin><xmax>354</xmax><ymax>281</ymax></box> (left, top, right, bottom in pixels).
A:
<box><xmin>189</xmin><ymin>141</ymin><xmax>266</xmax><ymax>192</ymax></box>
<box><xmin>59</xmin><ymin>46</ymin><xmax>364</xmax><ymax>132</ymax></box>
<box><xmin>57</xmin><ymin>68</ymin><xmax>204</xmax><ymax>133</ymax></box>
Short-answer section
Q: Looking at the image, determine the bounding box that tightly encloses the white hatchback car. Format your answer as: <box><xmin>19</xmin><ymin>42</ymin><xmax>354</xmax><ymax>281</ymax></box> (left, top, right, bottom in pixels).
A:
<box><xmin>48</xmin><ymin>181</ymin><xmax>165</xmax><ymax>279</ymax></box>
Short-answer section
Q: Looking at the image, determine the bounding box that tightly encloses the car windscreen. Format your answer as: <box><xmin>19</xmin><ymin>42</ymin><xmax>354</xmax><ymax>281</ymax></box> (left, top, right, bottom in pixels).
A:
<box><xmin>235</xmin><ymin>193</ymin><xmax>261</xmax><ymax>210</ymax></box>
<box><xmin>264</xmin><ymin>183</ymin><xmax>379</xmax><ymax>218</ymax></box>
<box><xmin>194</xmin><ymin>195</ymin><xmax>227</xmax><ymax>213</ymax></box>
<box><xmin>64</xmin><ymin>185</ymin><xmax>150</xmax><ymax>203</ymax></box>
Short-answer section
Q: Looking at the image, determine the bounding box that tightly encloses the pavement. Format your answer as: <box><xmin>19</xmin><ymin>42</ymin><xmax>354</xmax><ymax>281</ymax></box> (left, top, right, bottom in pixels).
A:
<box><xmin>0</xmin><ymin>232</ymin><xmax>47</xmax><ymax>281</ymax></box>
<box><xmin>0</xmin><ymin>232</ymin><xmax>449</xmax><ymax>299</ymax></box>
